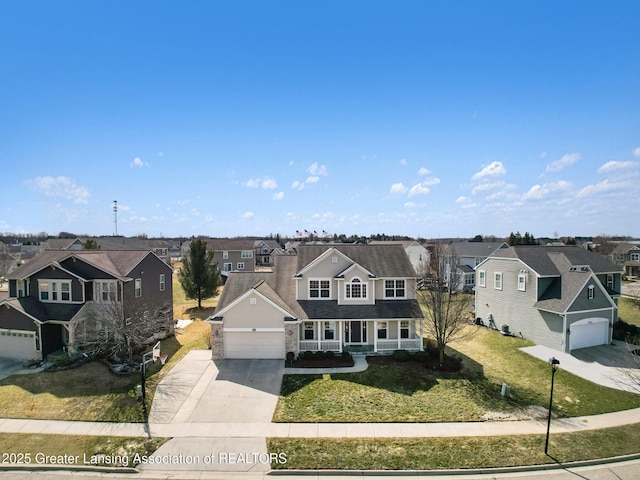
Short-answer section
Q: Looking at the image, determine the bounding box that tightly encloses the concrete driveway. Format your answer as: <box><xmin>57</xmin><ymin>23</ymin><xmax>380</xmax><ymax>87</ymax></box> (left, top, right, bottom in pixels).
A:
<box><xmin>521</xmin><ymin>342</ymin><xmax>640</xmax><ymax>393</ymax></box>
<box><xmin>0</xmin><ymin>356</ymin><xmax>43</xmax><ymax>381</ymax></box>
<box><xmin>149</xmin><ymin>350</ymin><xmax>284</xmax><ymax>424</ymax></box>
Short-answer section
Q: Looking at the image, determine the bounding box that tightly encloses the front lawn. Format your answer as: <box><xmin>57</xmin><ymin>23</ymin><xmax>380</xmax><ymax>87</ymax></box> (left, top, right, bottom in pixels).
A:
<box><xmin>0</xmin><ymin>320</ymin><xmax>211</xmax><ymax>422</ymax></box>
<box><xmin>268</xmin><ymin>423</ymin><xmax>640</xmax><ymax>470</ymax></box>
<box><xmin>273</xmin><ymin>326</ymin><xmax>640</xmax><ymax>423</ymax></box>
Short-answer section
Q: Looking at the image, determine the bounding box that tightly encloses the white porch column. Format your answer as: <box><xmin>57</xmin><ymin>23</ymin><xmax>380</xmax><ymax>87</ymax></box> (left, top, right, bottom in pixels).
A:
<box><xmin>397</xmin><ymin>321</ymin><xmax>401</xmax><ymax>349</ymax></box>
<box><xmin>317</xmin><ymin>322</ymin><xmax>322</xmax><ymax>351</ymax></box>
<box><xmin>338</xmin><ymin>320</ymin><xmax>343</xmax><ymax>353</ymax></box>
<box><xmin>373</xmin><ymin>320</ymin><xmax>377</xmax><ymax>353</ymax></box>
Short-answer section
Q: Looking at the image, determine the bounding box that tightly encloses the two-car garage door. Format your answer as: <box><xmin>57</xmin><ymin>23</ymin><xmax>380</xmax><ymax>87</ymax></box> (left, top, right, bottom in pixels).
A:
<box><xmin>570</xmin><ymin>318</ymin><xmax>609</xmax><ymax>351</ymax></box>
<box><xmin>224</xmin><ymin>329</ymin><xmax>285</xmax><ymax>359</ymax></box>
<box><xmin>0</xmin><ymin>329</ymin><xmax>37</xmax><ymax>361</ymax></box>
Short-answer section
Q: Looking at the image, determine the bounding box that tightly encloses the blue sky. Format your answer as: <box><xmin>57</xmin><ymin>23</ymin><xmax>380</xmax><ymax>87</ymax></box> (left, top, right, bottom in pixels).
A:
<box><xmin>1</xmin><ymin>1</ymin><xmax>639</xmax><ymax>239</ymax></box>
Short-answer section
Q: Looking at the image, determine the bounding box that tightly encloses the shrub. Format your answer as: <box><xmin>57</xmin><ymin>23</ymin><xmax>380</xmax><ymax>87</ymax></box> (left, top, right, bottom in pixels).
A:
<box><xmin>54</xmin><ymin>355</ymin><xmax>72</xmax><ymax>367</ymax></box>
<box><xmin>341</xmin><ymin>351</ymin><xmax>352</xmax><ymax>360</ymax></box>
<box><xmin>303</xmin><ymin>350</ymin><xmax>314</xmax><ymax>360</ymax></box>
<box><xmin>286</xmin><ymin>352</ymin><xmax>295</xmax><ymax>363</ymax></box>
<box><xmin>324</xmin><ymin>350</ymin><xmax>335</xmax><ymax>358</ymax></box>
<box><xmin>414</xmin><ymin>350</ymin><xmax>429</xmax><ymax>363</ymax></box>
<box><xmin>392</xmin><ymin>349</ymin><xmax>411</xmax><ymax>362</ymax></box>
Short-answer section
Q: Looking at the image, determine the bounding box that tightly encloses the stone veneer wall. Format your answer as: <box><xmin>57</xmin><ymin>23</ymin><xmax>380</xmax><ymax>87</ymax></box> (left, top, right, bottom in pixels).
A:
<box><xmin>285</xmin><ymin>323</ymin><xmax>299</xmax><ymax>357</ymax></box>
<box><xmin>210</xmin><ymin>324</ymin><xmax>224</xmax><ymax>359</ymax></box>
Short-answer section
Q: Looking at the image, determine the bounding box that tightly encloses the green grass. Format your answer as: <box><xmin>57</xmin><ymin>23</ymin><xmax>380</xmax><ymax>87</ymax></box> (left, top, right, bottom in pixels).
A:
<box><xmin>274</xmin><ymin>326</ymin><xmax>640</xmax><ymax>423</ymax></box>
<box><xmin>619</xmin><ymin>296</ymin><xmax>640</xmax><ymax>328</ymax></box>
<box><xmin>0</xmin><ymin>320</ymin><xmax>211</xmax><ymax>422</ymax></box>
<box><xmin>268</xmin><ymin>423</ymin><xmax>640</xmax><ymax>470</ymax></box>
<box><xmin>0</xmin><ymin>433</ymin><xmax>167</xmax><ymax>467</ymax></box>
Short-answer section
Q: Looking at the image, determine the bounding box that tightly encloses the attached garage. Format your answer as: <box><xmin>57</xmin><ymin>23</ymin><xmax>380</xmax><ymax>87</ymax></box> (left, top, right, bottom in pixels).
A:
<box><xmin>0</xmin><ymin>329</ymin><xmax>38</xmax><ymax>361</ymax></box>
<box><xmin>570</xmin><ymin>318</ymin><xmax>609</xmax><ymax>351</ymax></box>
<box><xmin>223</xmin><ymin>329</ymin><xmax>285</xmax><ymax>359</ymax></box>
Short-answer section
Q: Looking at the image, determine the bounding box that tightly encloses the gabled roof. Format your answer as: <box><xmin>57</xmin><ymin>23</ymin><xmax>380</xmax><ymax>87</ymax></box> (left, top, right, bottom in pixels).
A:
<box><xmin>7</xmin><ymin>250</ymin><xmax>161</xmax><ymax>281</ymax></box>
<box><xmin>490</xmin><ymin>245</ymin><xmax>622</xmax><ymax>275</ymax></box>
<box><xmin>1</xmin><ymin>297</ymin><xmax>84</xmax><ymax>323</ymax></box>
<box><xmin>445</xmin><ymin>241</ymin><xmax>509</xmax><ymax>258</ymax></box>
<box><xmin>296</xmin><ymin>244</ymin><xmax>416</xmax><ymax>278</ymax></box>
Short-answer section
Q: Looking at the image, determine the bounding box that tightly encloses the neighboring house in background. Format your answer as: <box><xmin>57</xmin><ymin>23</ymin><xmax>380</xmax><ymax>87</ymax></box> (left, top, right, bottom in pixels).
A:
<box><xmin>475</xmin><ymin>245</ymin><xmax>622</xmax><ymax>353</ymax></box>
<box><xmin>182</xmin><ymin>238</ymin><xmax>256</xmax><ymax>276</ymax></box>
<box><xmin>369</xmin><ymin>240</ymin><xmax>430</xmax><ymax>272</ymax></box>
<box><xmin>254</xmin><ymin>239</ymin><xmax>282</xmax><ymax>267</ymax></box>
<box><xmin>0</xmin><ymin>250</ymin><xmax>173</xmax><ymax>362</ymax></box>
<box><xmin>43</xmin><ymin>237</ymin><xmax>172</xmax><ymax>265</ymax></box>
<box><xmin>444</xmin><ymin>241</ymin><xmax>509</xmax><ymax>291</ymax></box>
<box><xmin>610</xmin><ymin>243</ymin><xmax>640</xmax><ymax>278</ymax></box>
<box><xmin>208</xmin><ymin>244</ymin><xmax>424</xmax><ymax>359</ymax></box>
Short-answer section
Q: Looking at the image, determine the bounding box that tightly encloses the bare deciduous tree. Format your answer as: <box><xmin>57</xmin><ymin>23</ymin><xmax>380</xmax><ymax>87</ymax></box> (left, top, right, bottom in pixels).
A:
<box><xmin>416</xmin><ymin>243</ymin><xmax>474</xmax><ymax>366</ymax></box>
<box><xmin>72</xmin><ymin>300</ymin><xmax>173</xmax><ymax>362</ymax></box>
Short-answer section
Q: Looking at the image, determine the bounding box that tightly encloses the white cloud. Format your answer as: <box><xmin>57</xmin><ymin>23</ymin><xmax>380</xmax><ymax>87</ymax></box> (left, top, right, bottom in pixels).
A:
<box><xmin>244</xmin><ymin>176</ymin><xmax>278</xmax><ymax>189</ymax></box>
<box><xmin>390</xmin><ymin>182</ymin><xmax>408</xmax><ymax>195</ymax></box>
<box><xmin>634</xmin><ymin>147</ymin><xmax>640</xmax><ymax>157</ymax></box>
<box><xmin>577</xmin><ymin>179</ymin><xmax>629</xmax><ymax>198</ymax></box>
<box><xmin>597</xmin><ymin>161</ymin><xmax>638</xmax><ymax>173</ymax></box>
<box><xmin>540</xmin><ymin>152</ymin><xmax>548</xmax><ymax>159</ymax></box>
<box><xmin>242</xmin><ymin>211</ymin><xmax>255</xmax><ymax>219</ymax></box>
<box><xmin>308</xmin><ymin>162</ymin><xmax>328</xmax><ymax>176</ymax></box>
<box><xmin>471</xmin><ymin>181</ymin><xmax>505</xmax><ymax>195</ymax></box>
<box><xmin>404</xmin><ymin>202</ymin><xmax>416</xmax><ymax>208</ymax></box>
<box><xmin>471</xmin><ymin>161</ymin><xmax>506</xmax><ymax>181</ymax></box>
<box><xmin>306</xmin><ymin>176</ymin><xmax>320</xmax><ymax>184</ymax></box>
<box><xmin>273</xmin><ymin>191</ymin><xmax>284</xmax><ymax>200</ymax></box>
<box><xmin>130</xmin><ymin>156</ymin><xmax>149</xmax><ymax>168</ymax></box>
<box><xmin>545</xmin><ymin>152</ymin><xmax>580</xmax><ymax>172</ymax></box>
<box><xmin>418</xmin><ymin>167</ymin><xmax>430</xmax><ymax>176</ymax></box>
<box><xmin>292</xmin><ymin>180</ymin><xmax>305</xmax><ymax>191</ymax></box>
<box><xmin>455</xmin><ymin>196</ymin><xmax>469</xmax><ymax>204</ymax></box>
<box><xmin>408</xmin><ymin>178</ymin><xmax>440</xmax><ymax>197</ymax></box>
<box><xmin>522</xmin><ymin>181</ymin><xmax>572</xmax><ymax>200</ymax></box>
<box><xmin>400</xmin><ymin>159</ymin><xmax>407</xmax><ymax>166</ymax></box>
<box><xmin>25</xmin><ymin>176</ymin><xmax>90</xmax><ymax>204</ymax></box>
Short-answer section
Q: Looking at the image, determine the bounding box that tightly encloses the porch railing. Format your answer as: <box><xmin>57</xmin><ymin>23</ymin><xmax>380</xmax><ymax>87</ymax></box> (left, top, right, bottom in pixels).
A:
<box><xmin>298</xmin><ymin>340</ymin><xmax>341</xmax><ymax>352</ymax></box>
<box><xmin>376</xmin><ymin>338</ymin><xmax>422</xmax><ymax>351</ymax></box>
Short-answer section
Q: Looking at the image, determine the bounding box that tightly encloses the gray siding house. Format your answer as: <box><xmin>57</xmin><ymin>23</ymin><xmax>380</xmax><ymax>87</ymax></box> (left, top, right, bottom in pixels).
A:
<box><xmin>475</xmin><ymin>245</ymin><xmax>622</xmax><ymax>353</ymax></box>
<box><xmin>0</xmin><ymin>250</ymin><xmax>173</xmax><ymax>362</ymax></box>
<box><xmin>208</xmin><ymin>244</ymin><xmax>424</xmax><ymax>359</ymax></box>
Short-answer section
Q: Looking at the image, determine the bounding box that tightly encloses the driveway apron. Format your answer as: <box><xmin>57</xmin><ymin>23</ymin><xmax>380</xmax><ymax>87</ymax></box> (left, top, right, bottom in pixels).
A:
<box><xmin>143</xmin><ymin>350</ymin><xmax>284</xmax><ymax>474</ymax></box>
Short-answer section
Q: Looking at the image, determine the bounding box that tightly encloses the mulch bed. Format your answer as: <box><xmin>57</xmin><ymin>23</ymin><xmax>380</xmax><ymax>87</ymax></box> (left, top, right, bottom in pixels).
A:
<box><xmin>366</xmin><ymin>354</ymin><xmax>462</xmax><ymax>372</ymax></box>
<box><xmin>285</xmin><ymin>356</ymin><xmax>355</xmax><ymax>368</ymax></box>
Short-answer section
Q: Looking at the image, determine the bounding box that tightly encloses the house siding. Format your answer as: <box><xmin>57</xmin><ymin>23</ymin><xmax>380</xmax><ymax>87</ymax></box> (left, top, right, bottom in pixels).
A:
<box><xmin>568</xmin><ymin>282</ymin><xmax>614</xmax><ymax>313</ymax></box>
<box><xmin>28</xmin><ymin>266</ymin><xmax>83</xmax><ymax>303</ymax></box>
<box><xmin>476</xmin><ymin>257</ymin><xmax>565</xmax><ymax>349</ymax></box>
<box><xmin>223</xmin><ymin>295</ymin><xmax>285</xmax><ymax>329</ymax></box>
<box><xmin>0</xmin><ymin>307</ymin><xmax>38</xmax><ymax>332</ymax></box>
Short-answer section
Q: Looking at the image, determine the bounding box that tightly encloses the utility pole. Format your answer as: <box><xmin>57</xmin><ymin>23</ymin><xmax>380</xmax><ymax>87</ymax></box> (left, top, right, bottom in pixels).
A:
<box><xmin>113</xmin><ymin>200</ymin><xmax>118</xmax><ymax>236</ymax></box>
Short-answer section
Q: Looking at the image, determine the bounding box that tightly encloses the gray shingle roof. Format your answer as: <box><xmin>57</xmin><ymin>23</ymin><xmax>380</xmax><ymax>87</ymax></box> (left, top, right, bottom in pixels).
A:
<box><xmin>445</xmin><ymin>241</ymin><xmax>509</xmax><ymax>258</ymax></box>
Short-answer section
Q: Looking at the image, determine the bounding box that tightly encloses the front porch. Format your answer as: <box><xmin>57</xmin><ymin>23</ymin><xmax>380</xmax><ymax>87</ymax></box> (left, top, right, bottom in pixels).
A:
<box><xmin>298</xmin><ymin>319</ymin><xmax>423</xmax><ymax>354</ymax></box>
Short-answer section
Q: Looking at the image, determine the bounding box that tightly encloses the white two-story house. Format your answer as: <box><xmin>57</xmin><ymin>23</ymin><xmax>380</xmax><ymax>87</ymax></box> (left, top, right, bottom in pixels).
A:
<box><xmin>208</xmin><ymin>244</ymin><xmax>424</xmax><ymax>359</ymax></box>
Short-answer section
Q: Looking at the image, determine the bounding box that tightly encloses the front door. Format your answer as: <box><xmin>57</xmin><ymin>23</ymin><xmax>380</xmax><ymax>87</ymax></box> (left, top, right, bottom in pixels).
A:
<box><xmin>346</xmin><ymin>321</ymin><xmax>367</xmax><ymax>343</ymax></box>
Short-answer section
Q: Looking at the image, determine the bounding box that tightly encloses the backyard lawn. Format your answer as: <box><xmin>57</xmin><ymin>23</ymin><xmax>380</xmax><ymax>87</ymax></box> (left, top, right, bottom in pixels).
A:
<box><xmin>273</xmin><ymin>326</ymin><xmax>640</xmax><ymax>423</ymax></box>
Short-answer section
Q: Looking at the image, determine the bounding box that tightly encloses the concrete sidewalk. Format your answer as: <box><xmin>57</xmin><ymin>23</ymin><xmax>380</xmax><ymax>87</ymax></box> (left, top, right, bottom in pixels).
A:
<box><xmin>2</xmin><ymin>407</ymin><xmax>639</xmax><ymax>439</ymax></box>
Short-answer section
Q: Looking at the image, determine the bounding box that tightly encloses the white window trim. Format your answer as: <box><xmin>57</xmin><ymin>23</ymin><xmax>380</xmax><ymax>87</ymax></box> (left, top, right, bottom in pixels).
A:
<box><xmin>494</xmin><ymin>272</ymin><xmax>503</xmax><ymax>291</ymax></box>
<box><xmin>384</xmin><ymin>279</ymin><xmax>406</xmax><ymax>299</ymax></box>
<box><xmin>39</xmin><ymin>279</ymin><xmax>72</xmax><ymax>303</ymax></box>
<box><xmin>223</xmin><ymin>251</ymin><xmax>229</xmax><ymax>259</ymax></box>
<box><xmin>377</xmin><ymin>321</ymin><xmax>388</xmax><ymax>339</ymax></box>
<box><xmin>631</xmin><ymin>253</ymin><xmax>640</xmax><ymax>262</ymax></box>
<box><xmin>135</xmin><ymin>278</ymin><xmax>142</xmax><ymax>298</ymax></box>
<box><xmin>518</xmin><ymin>273</ymin><xmax>526</xmax><ymax>292</ymax></box>
<box><xmin>94</xmin><ymin>280</ymin><xmax>120</xmax><ymax>303</ymax></box>
<box><xmin>159</xmin><ymin>273</ymin><xmax>166</xmax><ymax>291</ymax></box>
<box><xmin>588</xmin><ymin>284</ymin><xmax>595</xmax><ymax>300</ymax></box>
<box><xmin>237</xmin><ymin>262</ymin><xmax>245</xmax><ymax>270</ymax></box>
<box><xmin>241</xmin><ymin>250</ymin><xmax>253</xmax><ymax>258</ymax></box>
<box><xmin>308</xmin><ymin>278</ymin><xmax>331</xmax><ymax>300</ymax></box>
<box><xmin>345</xmin><ymin>276</ymin><xmax>368</xmax><ymax>299</ymax></box>
<box><xmin>478</xmin><ymin>270</ymin><xmax>486</xmax><ymax>288</ymax></box>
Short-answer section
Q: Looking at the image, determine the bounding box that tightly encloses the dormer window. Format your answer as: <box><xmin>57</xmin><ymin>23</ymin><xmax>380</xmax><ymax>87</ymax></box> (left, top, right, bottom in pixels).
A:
<box><xmin>39</xmin><ymin>280</ymin><xmax>72</xmax><ymax>303</ymax></box>
<box><xmin>346</xmin><ymin>277</ymin><xmax>367</xmax><ymax>299</ymax></box>
<box><xmin>588</xmin><ymin>285</ymin><xmax>595</xmax><ymax>300</ymax></box>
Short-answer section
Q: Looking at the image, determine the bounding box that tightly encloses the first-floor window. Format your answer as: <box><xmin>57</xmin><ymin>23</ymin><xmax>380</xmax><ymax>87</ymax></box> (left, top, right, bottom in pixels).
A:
<box><xmin>478</xmin><ymin>270</ymin><xmax>486</xmax><ymax>287</ymax></box>
<box><xmin>160</xmin><ymin>274</ymin><xmax>166</xmax><ymax>291</ymax></box>
<box><xmin>377</xmin><ymin>321</ymin><xmax>388</xmax><ymax>339</ymax></box>
<box><xmin>223</xmin><ymin>263</ymin><xmax>232</xmax><ymax>272</ymax></box>
<box><xmin>400</xmin><ymin>320</ymin><xmax>410</xmax><ymax>339</ymax></box>
<box><xmin>304</xmin><ymin>321</ymin><xmax>315</xmax><ymax>340</ymax></box>
<box><xmin>237</xmin><ymin>262</ymin><xmax>245</xmax><ymax>270</ymax></box>
<box><xmin>324</xmin><ymin>321</ymin><xmax>335</xmax><ymax>340</ymax></box>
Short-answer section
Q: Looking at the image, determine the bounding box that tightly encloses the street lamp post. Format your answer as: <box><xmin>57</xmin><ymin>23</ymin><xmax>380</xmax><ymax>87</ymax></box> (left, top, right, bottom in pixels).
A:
<box><xmin>545</xmin><ymin>356</ymin><xmax>560</xmax><ymax>455</ymax></box>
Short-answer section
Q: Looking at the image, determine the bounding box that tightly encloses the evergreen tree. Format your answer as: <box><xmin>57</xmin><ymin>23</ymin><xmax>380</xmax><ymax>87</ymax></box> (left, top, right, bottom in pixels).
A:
<box><xmin>178</xmin><ymin>239</ymin><xmax>221</xmax><ymax>309</ymax></box>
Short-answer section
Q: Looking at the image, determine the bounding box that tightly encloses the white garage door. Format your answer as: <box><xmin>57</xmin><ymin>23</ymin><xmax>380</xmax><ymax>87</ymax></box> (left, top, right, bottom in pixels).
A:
<box><xmin>570</xmin><ymin>318</ymin><xmax>609</xmax><ymax>351</ymax></box>
<box><xmin>224</xmin><ymin>330</ymin><xmax>285</xmax><ymax>359</ymax></box>
<box><xmin>0</xmin><ymin>329</ymin><xmax>37</xmax><ymax>361</ymax></box>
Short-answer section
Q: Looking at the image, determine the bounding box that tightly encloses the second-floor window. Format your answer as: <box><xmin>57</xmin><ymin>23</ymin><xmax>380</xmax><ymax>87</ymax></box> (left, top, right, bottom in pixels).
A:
<box><xmin>606</xmin><ymin>274</ymin><xmax>614</xmax><ymax>289</ymax></box>
<box><xmin>309</xmin><ymin>279</ymin><xmax>330</xmax><ymax>298</ymax></box>
<box><xmin>241</xmin><ymin>250</ymin><xmax>253</xmax><ymax>258</ymax></box>
<box><xmin>631</xmin><ymin>253</ymin><xmax>640</xmax><ymax>262</ymax></box>
<box><xmin>588</xmin><ymin>284</ymin><xmax>595</xmax><ymax>300</ymax></box>
<box><xmin>95</xmin><ymin>281</ymin><xmax>119</xmax><ymax>302</ymax></box>
<box><xmin>478</xmin><ymin>270</ymin><xmax>486</xmax><ymax>287</ymax></box>
<box><xmin>384</xmin><ymin>280</ymin><xmax>405</xmax><ymax>298</ymax></box>
<box><xmin>39</xmin><ymin>280</ymin><xmax>71</xmax><ymax>302</ymax></box>
<box><xmin>346</xmin><ymin>278</ymin><xmax>367</xmax><ymax>299</ymax></box>
<box><xmin>494</xmin><ymin>272</ymin><xmax>503</xmax><ymax>290</ymax></box>
<box><xmin>135</xmin><ymin>278</ymin><xmax>142</xmax><ymax>298</ymax></box>
<box><xmin>518</xmin><ymin>274</ymin><xmax>526</xmax><ymax>292</ymax></box>
<box><xmin>159</xmin><ymin>274</ymin><xmax>166</xmax><ymax>291</ymax></box>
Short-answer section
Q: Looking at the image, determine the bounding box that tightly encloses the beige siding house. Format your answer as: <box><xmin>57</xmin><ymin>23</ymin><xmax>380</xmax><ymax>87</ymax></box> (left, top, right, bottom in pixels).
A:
<box><xmin>208</xmin><ymin>244</ymin><xmax>424</xmax><ymax>359</ymax></box>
